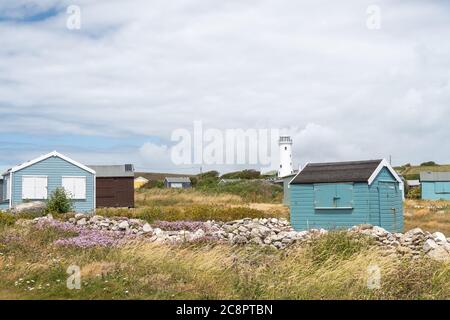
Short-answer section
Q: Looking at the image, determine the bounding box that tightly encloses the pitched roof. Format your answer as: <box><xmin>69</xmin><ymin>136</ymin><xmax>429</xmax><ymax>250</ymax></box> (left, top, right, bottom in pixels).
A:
<box><xmin>88</xmin><ymin>165</ymin><xmax>134</xmax><ymax>178</ymax></box>
<box><xmin>420</xmin><ymin>172</ymin><xmax>450</xmax><ymax>182</ymax></box>
<box><xmin>290</xmin><ymin>159</ymin><xmax>386</xmax><ymax>184</ymax></box>
<box><xmin>165</xmin><ymin>177</ymin><xmax>191</xmax><ymax>183</ymax></box>
<box><xmin>6</xmin><ymin>151</ymin><xmax>95</xmax><ymax>175</ymax></box>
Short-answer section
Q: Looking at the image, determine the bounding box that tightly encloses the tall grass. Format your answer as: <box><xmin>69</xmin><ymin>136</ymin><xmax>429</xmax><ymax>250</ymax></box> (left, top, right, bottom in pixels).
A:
<box><xmin>1</xmin><ymin>225</ymin><xmax>449</xmax><ymax>300</ymax></box>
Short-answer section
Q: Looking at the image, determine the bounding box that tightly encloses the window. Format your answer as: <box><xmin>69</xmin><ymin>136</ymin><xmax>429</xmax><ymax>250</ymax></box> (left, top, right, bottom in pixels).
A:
<box><xmin>62</xmin><ymin>177</ymin><xmax>86</xmax><ymax>199</ymax></box>
<box><xmin>171</xmin><ymin>183</ymin><xmax>183</xmax><ymax>189</ymax></box>
<box><xmin>435</xmin><ymin>182</ymin><xmax>450</xmax><ymax>194</ymax></box>
<box><xmin>22</xmin><ymin>176</ymin><xmax>48</xmax><ymax>200</ymax></box>
<box><xmin>314</xmin><ymin>183</ymin><xmax>354</xmax><ymax>209</ymax></box>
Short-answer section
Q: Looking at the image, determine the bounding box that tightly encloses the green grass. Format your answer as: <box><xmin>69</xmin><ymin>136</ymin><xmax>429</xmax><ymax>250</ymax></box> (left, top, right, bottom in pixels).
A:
<box><xmin>196</xmin><ymin>180</ymin><xmax>283</xmax><ymax>203</ymax></box>
<box><xmin>96</xmin><ymin>205</ymin><xmax>283</xmax><ymax>223</ymax></box>
<box><xmin>1</xmin><ymin>224</ymin><xmax>449</xmax><ymax>300</ymax></box>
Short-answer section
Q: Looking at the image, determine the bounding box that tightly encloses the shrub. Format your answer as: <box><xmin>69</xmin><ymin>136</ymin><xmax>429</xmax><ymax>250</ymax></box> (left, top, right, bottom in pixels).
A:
<box><xmin>140</xmin><ymin>180</ymin><xmax>164</xmax><ymax>189</ymax></box>
<box><xmin>45</xmin><ymin>188</ymin><xmax>73</xmax><ymax>214</ymax></box>
<box><xmin>197</xmin><ymin>171</ymin><xmax>219</xmax><ymax>180</ymax></box>
<box><xmin>407</xmin><ymin>187</ymin><xmax>421</xmax><ymax>199</ymax></box>
<box><xmin>420</xmin><ymin>161</ymin><xmax>438</xmax><ymax>166</ymax></box>
<box><xmin>197</xmin><ymin>180</ymin><xmax>283</xmax><ymax>203</ymax></box>
<box><xmin>0</xmin><ymin>212</ymin><xmax>16</xmax><ymax>227</ymax></box>
<box><xmin>221</xmin><ymin>169</ymin><xmax>261</xmax><ymax>180</ymax></box>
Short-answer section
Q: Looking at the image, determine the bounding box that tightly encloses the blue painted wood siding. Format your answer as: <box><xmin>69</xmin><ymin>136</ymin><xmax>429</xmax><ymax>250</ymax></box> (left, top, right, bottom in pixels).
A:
<box><xmin>290</xmin><ymin>167</ymin><xmax>403</xmax><ymax>232</ymax></box>
<box><xmin>421</xmin><ymin>181</ymin><xmax>450</xmax><ymax>200</ymax></box>
<box><xmin>11</xmin><ymin>156</ymin><xmax>95</xmax><ymax>213</ymax></box>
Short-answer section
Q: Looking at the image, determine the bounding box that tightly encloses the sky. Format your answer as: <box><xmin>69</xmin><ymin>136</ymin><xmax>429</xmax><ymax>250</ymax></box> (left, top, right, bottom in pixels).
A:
<box><xmin>0</xmin><ymin>0</ymin><xmax>449</xmax><ymax>174</ymax></box>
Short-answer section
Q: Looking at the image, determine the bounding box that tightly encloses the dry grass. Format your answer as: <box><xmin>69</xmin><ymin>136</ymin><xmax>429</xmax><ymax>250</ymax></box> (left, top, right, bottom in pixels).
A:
<box><xmin>135</xmin><ymin>188</ymin><xmax>244</xmax><ymax>207</ymax></box>
<box><xmin>96</xmin><ymin>188</ymin><xmax>289</xmax><ymax>222</ymax></box>
<box><xmin>0</xmin><ymin>224</ymin><xmax>449</xmax><ymax>300</ymax></box>
<box><xmin>404</xmin><ymin>200</ymin><xmax>450</xmax><ymax>235</ymax></box>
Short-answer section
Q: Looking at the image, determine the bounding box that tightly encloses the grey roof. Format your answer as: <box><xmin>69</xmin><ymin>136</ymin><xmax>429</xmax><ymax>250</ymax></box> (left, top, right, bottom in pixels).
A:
<box><xmin>88</xmin><ymin>164</ymin><xmax>134</xmax><ymax>178</ymax></box>
<box><xmin>165</xmin><ymin>177</ymin><xmax>191</xmax><ymax>183</ymax></box>
<box><xmin>291</xmin><ymin>160</ymin><xmax>383</xmax><ymax>184</ymax></box>
<box><xmin>420</xmin><ymin>172</ymin><xmax>450</xmax><ymax>182</ymax></box>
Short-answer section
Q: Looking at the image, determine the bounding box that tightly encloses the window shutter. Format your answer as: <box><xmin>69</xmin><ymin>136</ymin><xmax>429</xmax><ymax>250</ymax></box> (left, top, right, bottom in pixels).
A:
<box><xmin>22</xmin><ymin>177</ymin><xmax>35</xmax><ymax>199</ymax></box>
<box><xmin>336</xmin><ymin>184</ymin><xmax>353</xmax><ymax>207</ymax></box>
<box><xmin>22</xmin><ymin>176</ymin><xmax>47</xmax><ymax>200</ymax></box>
<box><xmin>35</xmin><ymin>177</ymin><xmax>48</xmax><ymax>199</ymax></box>
<box><xmin>74</xmin><ymin>178</ymin><xmax>86</xmax><ymax>199</ymax></box>
<box><xmin>314</xmin><ymin>184</ymin><xmax>335</xmax><ymax>208</ymax></box>
<box><xmin>62</xmin><ymin>177</ymin><xmax>86</xmax><ymax>199</ymax></box>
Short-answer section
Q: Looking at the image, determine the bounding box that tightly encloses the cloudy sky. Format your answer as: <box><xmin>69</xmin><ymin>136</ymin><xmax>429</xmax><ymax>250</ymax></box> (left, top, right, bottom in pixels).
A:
<box><xmin>0</xmin><ymin>0</ymin><xmax>449</xmax><ymax>174</ymax></box>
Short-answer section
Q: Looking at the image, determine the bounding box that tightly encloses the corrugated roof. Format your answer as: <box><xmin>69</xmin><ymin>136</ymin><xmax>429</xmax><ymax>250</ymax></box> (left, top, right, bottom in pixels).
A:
<box><xmin>165</xmin><ymin>177</ymin><xmax>191</xmax><ymax>183</ymax></box>
<box><xmin>420</xmin><ymin>171</ymin><xmax>450</xmax><ymax>182</ymax></box>
<box><xmin>88</xmin><ymin>165</ymin><xmax>134</xmax><ymax>178</ymax></box>
<box><xmin>290</xmin><ymin>160</ymin><xmax>383</xmax><ymax>184</ymax></box>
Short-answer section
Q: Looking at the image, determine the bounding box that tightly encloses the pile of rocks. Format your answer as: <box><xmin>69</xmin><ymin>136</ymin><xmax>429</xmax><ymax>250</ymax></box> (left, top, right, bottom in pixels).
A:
<box><xmin>349</xmin><ymin>225</ymin><xmax>450</xmax><ymax>261</ymax></box>
<box><xmin>212</xmin><ymin>218</ymin><xmax>327</xmax><ymax>249</ymax></box>
<box><xmin>30</xmin><ymin>214</ymin><xmax>450</xmax><ymax>261</ymax></box>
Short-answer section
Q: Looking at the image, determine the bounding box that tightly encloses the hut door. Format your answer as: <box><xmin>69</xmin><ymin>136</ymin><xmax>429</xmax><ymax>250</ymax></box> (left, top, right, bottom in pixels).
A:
<box><xmin>378</xmin><ymin>182</ymin><xmax>399</xmax><ymax>232</ymax></box>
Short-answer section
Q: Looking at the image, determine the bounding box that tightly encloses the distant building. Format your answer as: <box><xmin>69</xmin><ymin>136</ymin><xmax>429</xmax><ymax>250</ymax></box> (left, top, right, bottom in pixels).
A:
<box><xmin>289</xmin><ymin>159</ymin><xmax>404</xmax><ymax>232</ymax></box>
<box><xmin>420</xmin><ymin>172</ymin><xmax>450</xmax><ymax>200</ymax></box>
<box><xmin>164</xmin><ymin>177</ymin><xmax>191</xmax><ymax>189</ymax></box>
<box><xmin>407</xmin><ymin>180</ymin><xmax>420</xmax><ymax>188</ymax></box>
<box><xmin>88</xmin><ymin>164</ymin><xmax>135</xmax><ymax>208</ymax></box>
<box><xmin>134</xmin><ymin>176</ymin><xmax>149</xmax><ymax>189</ymax></box>
<box><xmin>278</xmin><ymin>136</ymin><xmax>294</xmax><ymax>178</ymax></box>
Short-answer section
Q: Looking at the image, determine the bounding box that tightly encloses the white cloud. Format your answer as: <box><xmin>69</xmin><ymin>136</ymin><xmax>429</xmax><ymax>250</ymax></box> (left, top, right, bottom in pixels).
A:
<box><xmin>1</xmin><ymin>0</ymin><xmax>450</xmax><ymax>170</ymax></box>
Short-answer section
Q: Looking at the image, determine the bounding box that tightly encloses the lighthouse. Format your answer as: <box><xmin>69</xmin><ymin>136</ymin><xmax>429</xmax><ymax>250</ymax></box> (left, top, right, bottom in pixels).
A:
<box><xmin>278</xmin><ymin>136</ymin><xmax>294</xmax><ymax>178</ymax></box>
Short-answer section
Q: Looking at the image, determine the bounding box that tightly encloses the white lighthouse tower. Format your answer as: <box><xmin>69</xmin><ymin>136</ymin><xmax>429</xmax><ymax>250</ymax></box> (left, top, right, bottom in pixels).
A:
<box><xmin>278</xmin><ymin>136</ymin><xmax>294</xmax><ymax>178</ymax></box>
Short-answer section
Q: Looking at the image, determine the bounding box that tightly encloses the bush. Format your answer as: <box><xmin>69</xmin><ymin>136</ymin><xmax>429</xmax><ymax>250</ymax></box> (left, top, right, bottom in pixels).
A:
<box><xmin>197</xmin><ymin>171</ymin><xmax>219</xmax><ymax>180</ymax></box>
<box><xmin>140</xmin><ymin>180</ymin><xmax>164</xmax><ymax>189</ymax></box>
<box><xmin>197</xmin><ymin>180</ymin><xmax>283</xmax><ymax>203</ymax></box>
<box><xmin>221</xmin><ymin>169</ymin><xmax>261</xmax><ymax>180</ymax></box>
<box><xmin>0</xmin><ymin>212</ymin><xmax>16</xmax><ymax>227</ymax></box>
<box><xmin>420</xmin><ymin>161</ymin><xmax>438</xmax><ymax>166</ymax></box>
<box><xmin>45</xmin><ymin>188</ymin><xmax>73</xmax><ymax>214</ymax></box>
<box><xmin>407</xmin><ymin>187</ymin><xmax>421</xmax><ymax>199</ymax></box>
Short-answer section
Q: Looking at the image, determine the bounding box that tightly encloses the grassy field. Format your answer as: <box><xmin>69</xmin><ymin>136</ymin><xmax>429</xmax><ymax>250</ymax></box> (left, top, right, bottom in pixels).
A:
<box><xmin>96</xmin><ymin>188</ymin><xmax>288</xmax><ymax>223</ymax></box>
<box><xmin>1</xmin><ymin>224</ymin><xmax>449</xmax><ymax>300</ymax></box>
<box><xmin>0</xmin><ymin>189</ymin><xmax>449</xmax><ymax>300</ymax></box>
<box><xmin>404</xmin><ymin>199</ymin><xmax>450</xmax><ymax>235</ymax></box>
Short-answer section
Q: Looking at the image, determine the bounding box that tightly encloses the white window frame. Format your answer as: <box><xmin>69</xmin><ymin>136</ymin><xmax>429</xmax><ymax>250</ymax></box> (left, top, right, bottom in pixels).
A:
<box><xmin>62</xmin><ymin>176</ymin><xmax>87</xmax><ymax>200</ymax></box>
<box><xmin>22</xmin><ymin>175</ymin><xmax>48</xmax><ymax>200</ymax></box>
